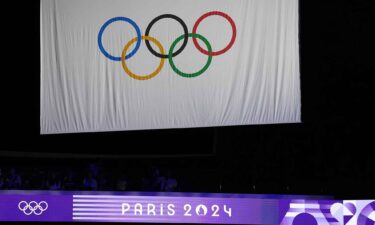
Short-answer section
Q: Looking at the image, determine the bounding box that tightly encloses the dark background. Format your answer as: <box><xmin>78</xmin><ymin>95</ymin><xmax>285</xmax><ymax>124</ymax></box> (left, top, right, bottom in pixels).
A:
<box><xmin>0</xmin><ymin>0</ymin><xmax>374</xmax><ymax>198</ymax></box>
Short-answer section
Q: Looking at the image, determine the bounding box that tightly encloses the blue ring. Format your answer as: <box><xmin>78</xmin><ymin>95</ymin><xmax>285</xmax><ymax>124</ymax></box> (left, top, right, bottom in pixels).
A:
<box><xmin>98</xmin><ymin>17</ymin><xmax>142</xmax><ymax>61</ymax></box>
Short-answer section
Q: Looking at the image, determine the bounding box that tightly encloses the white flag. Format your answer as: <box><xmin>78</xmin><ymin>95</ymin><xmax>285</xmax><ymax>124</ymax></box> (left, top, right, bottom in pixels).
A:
<box><xmin>40</xmin><ymin>0</ymin><xmax>301</xmax><ymax>134</ymax></box>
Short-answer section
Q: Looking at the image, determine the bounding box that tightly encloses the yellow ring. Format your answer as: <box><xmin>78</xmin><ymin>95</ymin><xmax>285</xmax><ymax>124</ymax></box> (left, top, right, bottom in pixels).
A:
<box><xmin>121</xmin><ymin>36</ymin><xmax>165</xmax><ymax>80</ymax></box>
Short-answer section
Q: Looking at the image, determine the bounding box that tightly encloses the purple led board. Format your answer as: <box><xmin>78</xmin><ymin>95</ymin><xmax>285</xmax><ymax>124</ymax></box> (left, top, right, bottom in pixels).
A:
<box><xmin>0</xmin><ymin>191</ymin><xmax>374</xmax><ymax>224</ymax></box>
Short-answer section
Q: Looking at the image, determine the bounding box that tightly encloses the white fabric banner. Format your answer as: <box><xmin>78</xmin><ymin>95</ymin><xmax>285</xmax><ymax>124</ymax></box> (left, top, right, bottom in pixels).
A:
<box><xmin>40</xmin><ymin>0</ymin><xmax>301</xmax><ymax>134</ymax></box>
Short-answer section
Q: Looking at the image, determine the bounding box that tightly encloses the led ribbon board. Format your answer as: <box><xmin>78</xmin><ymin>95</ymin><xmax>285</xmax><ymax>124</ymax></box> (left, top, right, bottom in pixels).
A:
<box><xmin>0</xmin><ymin>191</ymin><xmax>374</xmax><ymax>224</ymax></box>
<box><xmin>40</xmin><ymin>0</ymin><xmax>301</xmax><ymax>134</ymax></box>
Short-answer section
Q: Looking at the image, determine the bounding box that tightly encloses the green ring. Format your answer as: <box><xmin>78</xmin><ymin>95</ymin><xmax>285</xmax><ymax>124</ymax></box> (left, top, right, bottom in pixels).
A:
<box><xmin>168</xmin><ymin>33</ymin><xmax>213</xmax><ymax>78</ymax></box>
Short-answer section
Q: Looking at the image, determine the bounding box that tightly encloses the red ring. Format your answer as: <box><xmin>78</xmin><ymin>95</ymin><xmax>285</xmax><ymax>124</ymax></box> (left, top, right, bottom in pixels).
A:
<box><xmin>192</xmin><ymin>11</ymin><xmax>237</xmax><ymax>56</ymax></box>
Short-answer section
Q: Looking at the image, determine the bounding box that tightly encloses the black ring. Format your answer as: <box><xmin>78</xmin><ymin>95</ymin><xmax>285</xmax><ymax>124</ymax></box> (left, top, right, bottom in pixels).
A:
<box><xmin>145</xmin><ymin>14</ymin><xmax>189</xmax><ymax>59</ymax></box>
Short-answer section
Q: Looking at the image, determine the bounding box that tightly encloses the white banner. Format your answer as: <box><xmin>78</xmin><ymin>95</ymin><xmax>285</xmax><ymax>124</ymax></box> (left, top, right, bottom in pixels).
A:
<box><xmin>40</xmin><ymin>0</ymin><xmax>301</xmax><ymax>134</ymax></box>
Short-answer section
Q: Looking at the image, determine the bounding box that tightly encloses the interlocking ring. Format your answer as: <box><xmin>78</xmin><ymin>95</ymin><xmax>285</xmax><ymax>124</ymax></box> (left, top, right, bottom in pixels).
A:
<box><xmin>98</xmin><ymin>11</ymin><xmax>236</xmax><ymax>80</ymax></box>
<box><xmin>18</xmin><ymin>201</ymin><xmax>48</xmax><ymax>215</ymax></box>
<box><xmin>169</xmin><ymin>33</ymin><xmax>212</xmax><ymax>78</ymax></box>
<box><xmin>121</xmin><ymin>36</ymin><xmax>165</xmax><ymax>80</ymax></box>
<box><xmin>98</xmin><ymin>17</ymin><xmax>142</xmax><ymax>61</ymax></box>
<box><xmin>192</xmin><ymin>11</ymin><xmax>237</xmax><ymax>56</ymax></box>
<box><xmin>145</xmin><ymin>14</ymin><xmax>188</xmax><ymax>59</ymax></box>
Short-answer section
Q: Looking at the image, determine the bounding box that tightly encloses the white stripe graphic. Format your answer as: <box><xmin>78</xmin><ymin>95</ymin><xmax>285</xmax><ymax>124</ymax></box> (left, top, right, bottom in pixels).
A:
<box><xmin>73</xmin><ymin>212</ymin><xmax>123</xmax><ymax>216</ymax></box>
<box><xmin>285</xmin><ymin>212</ymin><xmax>325</xmax><ymax>218</ymax></box>
<box><xmin>73</xmin><ymin>199</ymin><xmax>173</xmax><ymax>203</ymax></box>
<box><xmin>73</xmin><ymin>195</ymin><xmax>162</xmax><ymax>199</ymax></box>
<box><xmin>73</xmin><ymin>204</ymin><xmax>121</xmax><ymax>207</ymax></box>
<box><xmin>290</xmin><ymin>203</ymin><xmax>320</xmax><ymax>209</ymax></box>
<box><xmin>73</xmin><ymin>217</ymin><xmax>171</xmax><ymax>221</ymax></box>
<box><xmin>73</xmin><ymin>208</ymin><xmax>121</xmax><ymax>212</ymax></box>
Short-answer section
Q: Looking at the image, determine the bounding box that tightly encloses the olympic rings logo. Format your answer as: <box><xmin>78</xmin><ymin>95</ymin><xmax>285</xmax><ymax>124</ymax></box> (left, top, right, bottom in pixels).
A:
<box><xmin>18</xmin><ymin>201</ymin><xmax>48</xmax><ymax>215</ymax></box>
<box><xmin>98</xmin><ymin>11</ymin><xmax>236</xmax><ymax>80</ymax></box>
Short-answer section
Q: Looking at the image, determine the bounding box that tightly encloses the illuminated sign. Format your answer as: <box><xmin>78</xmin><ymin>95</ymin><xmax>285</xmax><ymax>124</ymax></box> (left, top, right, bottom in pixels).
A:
<box><xmin>0</xmin><ymin>191</ymin><xmax>373</xmax><ymax>224</ymax></box>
